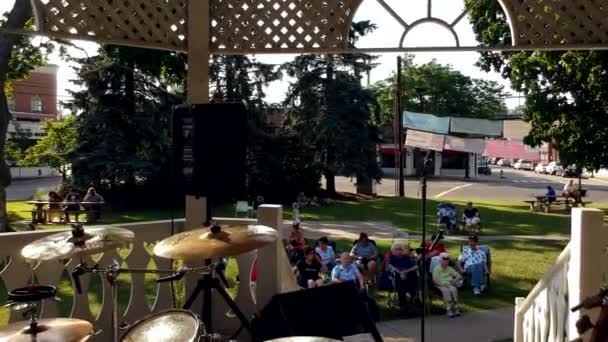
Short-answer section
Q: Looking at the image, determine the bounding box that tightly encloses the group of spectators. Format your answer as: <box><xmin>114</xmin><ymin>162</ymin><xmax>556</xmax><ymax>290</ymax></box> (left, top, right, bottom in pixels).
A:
<box><xmin>47</xmin><ymin>187</ymin><xmax>104</xmax><ymax>223</ymax></box>
<box><xmin>545</xmin><ymin>180</ymin><xmax>583</xmax><ymax>203</ymax></box>
<box><xmin>288</xmin><ymin>221</ymin><xmax>490</xmax><ymax>319</ymax></box>
<box><xmin>437</xmin><ymin>202</ymin><xmax>481</xmax><ymax>233</ymax></box>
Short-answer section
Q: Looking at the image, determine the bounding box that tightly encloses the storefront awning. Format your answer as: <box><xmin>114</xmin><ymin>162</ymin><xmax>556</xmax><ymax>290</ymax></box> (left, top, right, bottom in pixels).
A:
<box><xmin>405</xmin><ymin>130</ymin><xmax>445</xmax><ymax>151</ymax></box>
<box><xmin>403</xmin><ymin>111</ymin><xmax>450</xmax><ymax>134</ymax></box>
<box><xmin>444</xmin><ymin>136</ymin><xmax>486</xmax><ymax>154</ymax></box>
<box><xmin>483</xmin><ymin>139</ymin><xmax>540</xmax><ymax>161</ymax></box>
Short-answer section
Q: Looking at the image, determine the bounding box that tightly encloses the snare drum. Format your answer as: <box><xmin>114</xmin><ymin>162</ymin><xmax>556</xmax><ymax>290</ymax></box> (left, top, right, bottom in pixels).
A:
<box><xmin>121</xmin><ymin>309</ymin><xmax>203</xmax><ymax>342</ymax></box>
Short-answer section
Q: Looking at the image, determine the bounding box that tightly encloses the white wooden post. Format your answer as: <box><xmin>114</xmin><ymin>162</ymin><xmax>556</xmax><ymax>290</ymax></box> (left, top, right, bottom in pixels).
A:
<box><xmin>568</xmin><ymin>208</ymin><xmax>607</xmax><ymax>341</ymax></box>
<box><xmin>405</xmin><ymin>148</ymin><xmax>414</xmax><ymax>176</ymax></box>
<box><xmin>183</xmin><ymin>0</ymin><xmax>211</xmax><ymax>318</ymax></box>
<box><xmin>434</xmin><ymin>151</ymin><xmax>442</xmax><ymax>176</ymax></box>
<box><xmin>513</xmin><ymin>297</ymin><xmax>524</xmax><ymax>342</ymax></box>
<box><xmin>255</xmin><ymin>205</ymin><xmax>298</xmax><ymax>310</ymax></box>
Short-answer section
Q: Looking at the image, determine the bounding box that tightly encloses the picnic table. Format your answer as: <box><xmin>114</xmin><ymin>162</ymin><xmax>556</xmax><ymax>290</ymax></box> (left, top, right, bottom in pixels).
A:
<box><xmin>524</xmin><ymin>195</ymin><xmax>591</xmax><ymax>213</ymax></box>
<box><xmin>25</xmin><ymin>200</ymin><xmax>106</xmax><ymax>224</ymax></box>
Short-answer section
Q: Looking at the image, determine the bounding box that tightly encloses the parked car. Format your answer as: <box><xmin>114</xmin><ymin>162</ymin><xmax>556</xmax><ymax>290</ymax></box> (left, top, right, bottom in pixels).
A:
<box><xmin>534</xmin><ymin>163</ymin><xmax>547</xmax><ymax>174</ymax></box>
<box><xmin>545</xmin><ymin>162</ymin><xmax>563</xmax><ymax>175</ymax></box>
<box><xmin>497</xmin><ymin>159</ymin><xmax>511</xmax><ymax>167</ymax></box>
<box><xmin>514</xmin><ymin>159</ymin><xmax>533</xmax><ymax>171</ymax></box>
<box><xmin>478</xmin><ymin>161</ymin><xmax>492</xmax><ymax>175</ymax></box>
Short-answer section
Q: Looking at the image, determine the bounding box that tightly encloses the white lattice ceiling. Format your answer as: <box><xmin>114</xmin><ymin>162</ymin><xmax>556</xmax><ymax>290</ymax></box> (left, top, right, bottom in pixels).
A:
<box><xmin>30</xmin><ymin>0</ymin><xmax>608</xmax><ymax>53</ymax></box>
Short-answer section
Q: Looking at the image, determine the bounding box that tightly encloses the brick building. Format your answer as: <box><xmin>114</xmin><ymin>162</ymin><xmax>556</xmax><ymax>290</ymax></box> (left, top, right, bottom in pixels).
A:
<box><xmin>8</xmin><ymin>65</ymin><xmax>59</xmax><ymax>141</ymax></box>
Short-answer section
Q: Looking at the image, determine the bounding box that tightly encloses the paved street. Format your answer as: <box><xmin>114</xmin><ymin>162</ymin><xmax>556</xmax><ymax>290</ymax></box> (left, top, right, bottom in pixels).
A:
<box><xmin>6</xmin><ymin>177</ymin><xmax>61</xmax><ymax>200</ymax></box>
<box><xmin>335</xmin><ymin>166</ymin><xmax>608</xmax><ymax>203</ymax></box>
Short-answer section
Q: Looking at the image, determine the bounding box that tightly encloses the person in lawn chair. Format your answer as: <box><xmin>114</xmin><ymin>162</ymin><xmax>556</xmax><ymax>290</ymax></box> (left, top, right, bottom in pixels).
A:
<box><xmin>432</xmin><ymin>252</ymin><xmax>463</xmax><ymax>318</ymax></box>
<box><xmin>458</xmin><ymin>235</ymin><xmax>489</xmax><ymax>296</ymax></box>
<box><xmin>387</xmin><ymin>243</ymin><xmax>419</xmax><ymax>308</ymax></box>
<box><xmin>350</xmin><ymin>233</ymin><xmax>379</xmax><ymax>284</ymax></box>
<box><xmin>462</xmin><ymin>202</ymin><xmax>481</xmax><ymax>233</ymax></box>
<box><xmin>437</xmin><ymin>202</ymin><xmax>457</xmax><ymax>232</ymax></box>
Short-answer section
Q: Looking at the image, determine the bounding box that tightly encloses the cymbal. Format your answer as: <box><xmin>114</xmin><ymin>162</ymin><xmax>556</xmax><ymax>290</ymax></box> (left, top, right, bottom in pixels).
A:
<box><xmin>154</xmin><ymin>224</ymin><xmax>278</xmax><ymax>261</ymax></box>
<box><xmin>0</xmin><ymin>318</ymin><xmax>93</xmax><ymax>342</ymax></box>
<box><xmin>265</xmin><ymin>338</ymin><xmax>342</xmax><ymax>342</ymax></box>
<box><xmin>22</xmin><ymin>227</ymin><xmax>135</xmax><ymax>262</ymax></box>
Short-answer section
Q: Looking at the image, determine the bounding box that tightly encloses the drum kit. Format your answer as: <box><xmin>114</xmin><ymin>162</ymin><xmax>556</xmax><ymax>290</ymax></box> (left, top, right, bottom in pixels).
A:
<box><xmin>0</xmin><ymin>222</ymin><xmax>305</xmax><ymax>342</ymax></box>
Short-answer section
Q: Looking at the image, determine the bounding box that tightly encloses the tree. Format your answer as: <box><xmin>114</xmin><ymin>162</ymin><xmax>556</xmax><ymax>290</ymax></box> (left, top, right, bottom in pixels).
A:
<box><xmin>21</xmin><ymin>116</ymin><xmax>77</xmax><ymax>182</ymax></box>
<box><xmin>370</xmin><ymin>55</ymin><xmax>509</xmax><ymax>125</ymax></box>
<box><xmin>283</xmin><ymin>21</ymin><xmax>382</xmax><ymax>196</ymax></box>
<box><xmin>466</xmin><ymin>0</ymin><xmax>608</xmax><ymax>170</ymax></box>
<box><xmin>64</xmin><ymin>47</ymin><xmax>183</xmax><ymax>207</ymax></box>
<box><xmin>0</xmin><ymin>0</ymin><xmax>53</xmax><ymax>231</ymax></box>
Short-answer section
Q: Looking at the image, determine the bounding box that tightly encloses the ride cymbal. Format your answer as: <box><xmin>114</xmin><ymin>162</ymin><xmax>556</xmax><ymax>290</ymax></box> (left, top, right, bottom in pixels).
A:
<box><xmin>0</xmin><ymin>318</ymin><xmax>93</xmax><ymax>342</ymax></box>
<box><xmin>154</xmin><ymin>224</ymin><xmax>278</xmax><ymax>261</ymax></box>
<box><xmin>22</xmin><ymin>226</ymin><xmax>135</xmax><ymax>262</ymax></box>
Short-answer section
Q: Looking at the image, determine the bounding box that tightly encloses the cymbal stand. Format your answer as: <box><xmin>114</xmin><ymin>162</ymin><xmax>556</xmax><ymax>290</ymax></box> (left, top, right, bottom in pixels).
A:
<box><xmin>181</xmin><ymin>259</ymin><xmax>253</xmax><ymax>339</ymax></box>
<box><xmin>71</xmin><ymin>259</ymin><xmax>214</xmax><ymax>342</ymax></box>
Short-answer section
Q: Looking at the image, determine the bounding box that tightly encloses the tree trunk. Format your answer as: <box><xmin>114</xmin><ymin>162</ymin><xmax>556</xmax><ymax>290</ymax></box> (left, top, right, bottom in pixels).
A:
<box><xmin>0</xmin><ymin>0</ymin><xmax>33</xmax><ymax>232</ymax></box>
<box><xmin>325</xmin><ymin>169</ymin><xmax>336</xmax><ymax>196</ymax></box>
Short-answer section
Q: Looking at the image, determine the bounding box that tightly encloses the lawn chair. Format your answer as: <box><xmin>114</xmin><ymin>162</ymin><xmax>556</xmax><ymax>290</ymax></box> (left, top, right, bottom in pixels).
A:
<box><xmin>460</xmin><ymin>212</ymin><xmax>483</xmax><ymax>233</ymax></box>
<box><xmin>437</xmin><ymin>203</ymin><xmax>458</xmax><ymax>233</ymax></box>
<box><xmin>234</xmin><ymin>200</ymin><xmax>253</xmax><ymax>217</ymax></box>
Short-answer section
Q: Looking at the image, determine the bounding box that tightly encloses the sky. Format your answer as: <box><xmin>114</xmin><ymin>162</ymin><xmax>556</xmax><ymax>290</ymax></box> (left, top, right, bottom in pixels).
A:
<box><xmin>2</xmin><ymin>0</ymin><xmax>523</xmax><ymax>110</ymax></box>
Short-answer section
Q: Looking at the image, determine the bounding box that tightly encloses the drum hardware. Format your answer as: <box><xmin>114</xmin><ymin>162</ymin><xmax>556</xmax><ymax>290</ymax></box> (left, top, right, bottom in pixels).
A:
<box><xmin>70</xmin><ymin>259</ymin><xmax>217</xmax><ymax>342</ymax></box>
<box><xmin>0</xmin><ymin>285</ymin><xmax>95</xmax><ymax>341</ymax></box>
<box><xmin>153</xmin><ymin>222</ymin><xmax>279</xmax><ymax>338</ymax></box>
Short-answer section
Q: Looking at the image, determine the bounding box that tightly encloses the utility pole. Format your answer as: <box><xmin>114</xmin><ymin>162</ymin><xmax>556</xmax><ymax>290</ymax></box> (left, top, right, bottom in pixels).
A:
<box><xmin>396</xmin><ymin>56</ymin><xmax>405</xmax><ymax>197</ymax></box>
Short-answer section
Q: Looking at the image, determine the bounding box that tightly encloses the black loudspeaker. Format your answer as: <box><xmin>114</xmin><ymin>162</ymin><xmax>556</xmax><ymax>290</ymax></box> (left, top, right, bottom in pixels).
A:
<box><xmin>173</xmin><ymin>103</ymin><xmax>248</xmax><ymax>200</ymax></box>
<box><xmin>251</xmin><ymin>282</ymin><xmax>383</xmax><ymax>342</ymax></box>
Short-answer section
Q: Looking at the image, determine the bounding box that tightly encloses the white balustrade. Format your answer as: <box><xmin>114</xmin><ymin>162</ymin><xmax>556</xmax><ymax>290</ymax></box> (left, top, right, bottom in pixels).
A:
<box><xmin>514</xmin><ymin>208</ymin><xmax>608</xmax><ymax>342</ymax></box>
<box><xmin>0</xmin><ymin>204</ymin><xmax>295</xmax><ymax>341</ymax></box>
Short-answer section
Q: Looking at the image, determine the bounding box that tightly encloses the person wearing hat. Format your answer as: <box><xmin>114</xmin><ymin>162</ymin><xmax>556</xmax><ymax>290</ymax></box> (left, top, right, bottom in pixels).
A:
<box><xmin>458</xmin><ymin>235</ymin><xmax>488</xmax><ymax>296</ymax></box>
<box><xmin>432</xmin><ymin>252</ymin><xmax>463</xmax><ymax>317</ymax></box>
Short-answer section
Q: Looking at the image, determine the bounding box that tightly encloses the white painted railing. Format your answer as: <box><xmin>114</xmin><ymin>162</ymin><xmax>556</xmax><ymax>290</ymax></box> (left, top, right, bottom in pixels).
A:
<box><xmin>514</xmin><ymin>208</ymin><xmax>608</xmax><ymax>342</ymax></box>
<box><xmin>514</xmin><ymin>243</ymin><xmax>570</xmax><ymax>342</ymax></box>
<box><xmin>0</xmin><ymin>204</ymin><xmax>297</xmax><ymax>341</ymax></box>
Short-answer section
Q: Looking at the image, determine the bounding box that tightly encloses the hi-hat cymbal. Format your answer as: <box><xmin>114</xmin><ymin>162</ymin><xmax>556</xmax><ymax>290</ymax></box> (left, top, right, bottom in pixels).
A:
<box><xmin>0</xmin><ymin>318</ymin><xmax>93</xmax><ymax>342</ymax></box>
<box><xmin>22</xmin><ymin>227</ymin><xmax>135</xmax><ymax>262</ymax></box>
<box><xmin>154</xmin><ymin>224</ymin><xmax>278</xmax><ymax>261</ymax></box>
<box><xmin>265</xmin><ymin>338</ymin><xmax>342</xmax><ymax>342</ymax></box>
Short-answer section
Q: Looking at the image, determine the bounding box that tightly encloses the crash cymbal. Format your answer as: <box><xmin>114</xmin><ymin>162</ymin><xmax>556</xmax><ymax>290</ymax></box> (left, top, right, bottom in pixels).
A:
<box><xmin>0</xmin><ymin>318</ymin><xmax>93</xmax><ymax>342</ymax></box>
<box><xmin>265</xmin><ymin>338</ymin><xmax>342</xmax><ymax>342</ymax></box>
<box><xmin>22</xmin><ymin>226</ymin><xmax>135</xmax><ymax>262</ymax></box>
<box><xmin>154</xmin><ymin>224</ymin><xmax>278</xmax><ymax>261</ymax></box>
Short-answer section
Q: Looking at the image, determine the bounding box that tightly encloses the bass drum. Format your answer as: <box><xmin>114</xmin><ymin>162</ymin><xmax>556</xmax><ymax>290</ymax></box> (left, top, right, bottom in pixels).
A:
<box><xmin>121</xmin><ymin>309</ymin><xmax>203</xmax><ymax>342</ymax></box>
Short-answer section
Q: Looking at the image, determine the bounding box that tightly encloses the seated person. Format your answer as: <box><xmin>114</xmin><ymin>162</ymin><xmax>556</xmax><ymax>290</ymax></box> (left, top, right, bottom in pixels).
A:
<box><xmin>437</xmin><ymin>203</ymin><xmax>457</xmax><ymax>232</ymax></box>
<box><xmin>423</xmin><ymin>233</ymin><xmax>447</xmax><ymax>258</ymax></box>
<box><xmin>562</xmin><ymin>180</ymin><xmax>580</xmax><ymax>201</ymax></box>
<box><xmin>315</xmin><ymin>236</ymin><xmax>336</xmax><ymax>273</ymax></box>
<box><xmin>47</xmin><ymin>191</ymin><xmax>63</xmax><ymax>222</ymax></box>
<box><xmin>432</xmin><ymin>252</ymin><xmax>463</xmax><ymax>318</ymax></box>
<box><xmin>458</xmin><ymin>235</ymin><xmax>489</xmax><ymax>296</ymax></box>
<box><xmin>83</xmin><ymin>187</ymin><xmax>104</xmax><ymax>221</ymax></box>
<box><xmin>463</xmin><ymin>202</ymin><xmax>481</xmax><ymax>232</ymax></box>
<box><xmin>63</xmin><ymin>188</ymin><xmax>81</xmax><ymax>223</ymax></box>
<box><xmin>296</xmin><ymin>247</ymin><xmax>324</xmax><ymax>289</ymax></box>
<box><xmin>287</xmin><ymin>222</ymin><xmax>306</xmax><ymax>264</ymax></box>
<box><xmin>331</xmin><ymin>252</ymin><xmax>365</xmax><ymax>289</ymax></box>
<box><xmin>350</xmin><ymin>233</ymin><xmax>379</xmax><ymax>284</ymax></box>
<box><xmin>545</xmin><ymin>186</ymin><xmax>557</xmax><ymax>203</ymax></box>
<box><xmin>387</xmin><ymin>243</ymin><xmax>419</xmax><ymax>307</ymax></box>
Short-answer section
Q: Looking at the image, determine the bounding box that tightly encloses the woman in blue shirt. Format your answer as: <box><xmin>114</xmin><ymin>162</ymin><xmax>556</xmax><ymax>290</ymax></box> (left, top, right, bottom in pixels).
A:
<box><xmin>331</xmin><ymin>252</ymin><xmax>365</xmax><ymax>289</ymax></box>
<box><xmin>388</xmin><ymin>243</ymin><xmax>419</xmax><ymax>308</ymax></box>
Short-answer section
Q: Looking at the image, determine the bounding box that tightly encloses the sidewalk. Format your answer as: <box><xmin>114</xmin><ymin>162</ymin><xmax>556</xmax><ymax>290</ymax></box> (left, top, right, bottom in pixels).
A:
<box><xmin>346</xmin><ymin>307</ymin><xmax>513</xmax><ymax>342</ymax></box>
<box><xmin>285</xmin><ymin>220</ymin><xmax>569</xmax><ymax>242</ymax></box>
